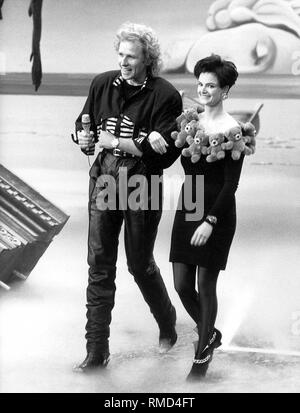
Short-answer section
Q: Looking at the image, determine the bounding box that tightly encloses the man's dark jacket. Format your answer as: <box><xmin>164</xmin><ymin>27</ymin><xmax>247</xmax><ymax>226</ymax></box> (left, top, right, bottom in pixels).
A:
<box><xmin>75</xmin><ymin>70</ymin><xmax>183</xmax><ymax>174</ymax></box>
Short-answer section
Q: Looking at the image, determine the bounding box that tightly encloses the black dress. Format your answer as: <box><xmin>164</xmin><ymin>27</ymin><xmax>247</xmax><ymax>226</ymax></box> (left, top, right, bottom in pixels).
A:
<box><xmin>169</xmin><ymin>151</ymin><xmax>244</xmax><ymax>270</ymax></box>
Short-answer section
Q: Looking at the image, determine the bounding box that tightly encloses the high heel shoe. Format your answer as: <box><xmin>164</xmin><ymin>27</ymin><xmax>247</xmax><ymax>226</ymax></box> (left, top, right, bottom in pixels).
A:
<box><xmin>187</xmin><ymin>328</ymin><xmax>222</xmax><ymax>381</ymax></box>
<box><xmin>194</xmin><ymin>326</ymin><xmax>222</xmax><ymax>347</ymax></box>
<box><xmin>209</xmin><ymin>328</ymin><xmax>222</xmax><ymax>350</ymax></box>
<box><xmin>186</xmin><ymin>345</ymin><xmax>211</xmax><ymax>381</ymax></box>
<box><xmin>192</xmin><ymin>328</ymin><xmax>222</xmax><ymax>354</ymax></box>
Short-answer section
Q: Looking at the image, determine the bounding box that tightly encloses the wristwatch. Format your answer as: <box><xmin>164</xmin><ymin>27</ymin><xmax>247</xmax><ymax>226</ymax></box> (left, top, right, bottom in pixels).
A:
<box><xmin>205</xmin><ymin>215</ymin><xmax>218</xmax><ymax>226</ymax></box>
<box><xmin>111</xmin><ymin>137</ymin><xmax>120</xmax><ymax>149</ymax></box>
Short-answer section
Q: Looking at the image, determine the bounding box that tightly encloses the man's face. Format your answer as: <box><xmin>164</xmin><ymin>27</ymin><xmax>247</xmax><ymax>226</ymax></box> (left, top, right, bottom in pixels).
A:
<box><xmin>118</xmin><ymin>40</ymin><xmax>148</xmax><ymax>85</ymax></box>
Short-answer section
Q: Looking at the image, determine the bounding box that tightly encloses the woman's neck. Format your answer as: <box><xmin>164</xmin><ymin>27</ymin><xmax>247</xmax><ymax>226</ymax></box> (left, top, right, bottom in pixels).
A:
<box><xmin>203</xmin><ymin>102</ymin><xmax>225</xmax><ymax>120</ymax></box>
<box><xmin>199</xmin><ymin>101</ymin><xmax>235</xmax><ymax>134</ymax></box>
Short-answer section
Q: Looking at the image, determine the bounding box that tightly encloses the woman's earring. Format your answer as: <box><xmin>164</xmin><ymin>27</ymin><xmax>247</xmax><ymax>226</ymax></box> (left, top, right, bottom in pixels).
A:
<box><xmin>222</xmin><ymin>93</ymin><xmax>228</xmax><ymax>100</ymax></box>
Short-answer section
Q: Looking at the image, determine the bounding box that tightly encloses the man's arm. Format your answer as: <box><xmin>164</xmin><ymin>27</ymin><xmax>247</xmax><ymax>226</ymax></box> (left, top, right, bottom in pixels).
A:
<box><xmin>98</xmin><ymin>131</ymin><xmax>142</xmax><ymax>157</ymax></box>
<box><xmin>138</xmin><ymin>89</ymin><xmax>183</xmax><ymax>169</ymax></box>
<box><xmin>73</xmin><ymin>78</ymin><xmax>98</xmax><ymax>155</ymax></box>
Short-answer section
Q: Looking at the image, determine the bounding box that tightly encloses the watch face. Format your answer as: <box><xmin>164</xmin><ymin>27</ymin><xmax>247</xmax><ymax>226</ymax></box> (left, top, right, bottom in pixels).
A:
<box><xmin>112</xmin><ymin>138</ymin><xmax>119</xmax><ymax>148</ymax></box>
<box><xmin>207</xmin><ymin>215</ymin><xmax>217</xmax><ymax>224</ymax></box>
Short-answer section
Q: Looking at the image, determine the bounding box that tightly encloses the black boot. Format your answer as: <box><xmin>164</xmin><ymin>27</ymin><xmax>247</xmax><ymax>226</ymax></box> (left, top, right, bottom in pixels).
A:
<box><xmin>158</xmin><ymin>306</ymin><xmax>177</xmax><ymax>353</ymax></box>
<box><xmin>73</xmin><ymin>351</ymin><xmax>110</xmax><ymax>373</ymax></box>
<box><xmin>159</xmin><ymin>328</ymin><xmax>177</xmax><ymax>353</ymax></box>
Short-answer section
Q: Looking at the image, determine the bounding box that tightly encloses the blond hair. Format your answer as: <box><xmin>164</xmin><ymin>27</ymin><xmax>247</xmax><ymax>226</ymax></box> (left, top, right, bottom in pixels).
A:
<box><xmin>114</xmin><ymin>22</ymin><xmax>162</xmax><ymax>76</ymax></box>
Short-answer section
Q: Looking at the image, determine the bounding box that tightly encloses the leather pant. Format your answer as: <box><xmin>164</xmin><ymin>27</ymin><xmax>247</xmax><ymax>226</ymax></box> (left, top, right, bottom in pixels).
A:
<box><xmin>85</xmin><ymin>152</ymin><xmax>175</xmax><ymax>354</ymax></box>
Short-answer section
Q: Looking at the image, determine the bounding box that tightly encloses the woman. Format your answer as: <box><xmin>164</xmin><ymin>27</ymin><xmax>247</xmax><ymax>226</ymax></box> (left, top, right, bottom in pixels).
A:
<box><xmin>169</xmin><ymin>55</ymin><xmax>244</xmax><ymax>380</ymax></box>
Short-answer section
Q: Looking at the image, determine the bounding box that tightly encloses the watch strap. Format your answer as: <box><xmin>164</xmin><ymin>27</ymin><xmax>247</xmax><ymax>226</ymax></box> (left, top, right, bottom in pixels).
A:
<box><xmin>205</xmin><ymin>215</ymin><xmax>217</xmax><ymax>226</ymax></box>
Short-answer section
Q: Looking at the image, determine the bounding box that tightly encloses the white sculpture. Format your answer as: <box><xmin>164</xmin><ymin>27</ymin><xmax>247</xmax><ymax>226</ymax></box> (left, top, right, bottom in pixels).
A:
<box><xmin>162</xmin><ymin>0</ymin><xmax>300</xmax><ymax>74</ymax></box>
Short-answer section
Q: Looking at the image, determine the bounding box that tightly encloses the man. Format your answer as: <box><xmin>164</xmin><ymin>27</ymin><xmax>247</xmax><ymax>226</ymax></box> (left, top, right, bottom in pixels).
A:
<box><xmin>73</xmin><ymin>22</ymin><xmax>182</xmax><ymax>372</ymax></box>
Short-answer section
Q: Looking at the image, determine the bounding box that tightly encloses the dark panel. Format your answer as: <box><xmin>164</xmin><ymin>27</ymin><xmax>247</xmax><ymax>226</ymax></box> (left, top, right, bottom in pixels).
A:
<box><xmin>0</xmin><ymin>164</ymin><xmax>69</xmax><ymax>289</ymax></box>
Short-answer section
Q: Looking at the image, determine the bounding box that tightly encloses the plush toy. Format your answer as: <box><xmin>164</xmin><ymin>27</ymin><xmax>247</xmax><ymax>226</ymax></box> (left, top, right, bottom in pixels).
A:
<box><xmin>171</xmin><ymin>118</ymin><xmax>202</xmax><ymax>148</ymax></box>
<box><xmin>171</xmin><ymin>105</ymin><xmax>205</xmax><ymax>148</ymax></box>
<box><xmin>206</xmin><ymin>133</ymin><xmax>225</xmax><ymax>162</ymax></box>
<box><xmin>242</xmin><ymin>121</ymin><xmax>256</xmax><ymax>155</ymax></box>
<box><xmin>171</xmin><ymin>118</ymin><xmax>189</xmax><ymax>148</ymax></box>
<box><xmin>221</xmin><ymin>125</ymin><xmax>246</xmax><ymax>160</ymax></box>
<box><xmin>171</xmin><ymin>108</ymin><xmax>202</xmax><ymax>148</ymax></box>
<box><xmin>185</xmin><ymin>119</ymin><xmax>200</xmax><ymax>139</ymax></box>
<box><xmin>182</xmin><ymin>129</ymin><xmax>209</xmax><ymax>163</ymax></box>
<box><xmin>175</xmin><ymin>105</ymin><xmax>204</xmax><ymax>128</ymax></box>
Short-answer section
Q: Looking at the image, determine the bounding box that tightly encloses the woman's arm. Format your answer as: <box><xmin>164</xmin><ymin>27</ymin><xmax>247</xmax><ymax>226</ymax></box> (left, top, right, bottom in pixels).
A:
<box><xmin>190</xmin><ymin>153</ymin><xmax>244</xmax><ymax>246</ymax></box>
<box><xmin>207</xmin><ymin>153</ymin><xmax>244</xmax><ymax>220</ymax></box>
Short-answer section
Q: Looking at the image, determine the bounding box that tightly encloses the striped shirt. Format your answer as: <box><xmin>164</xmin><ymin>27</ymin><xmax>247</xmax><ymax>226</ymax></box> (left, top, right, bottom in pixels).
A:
<box><xmin>75</xmin><ymin>70</ymin><xmax>182</xmax><ymax>172</ymax></box>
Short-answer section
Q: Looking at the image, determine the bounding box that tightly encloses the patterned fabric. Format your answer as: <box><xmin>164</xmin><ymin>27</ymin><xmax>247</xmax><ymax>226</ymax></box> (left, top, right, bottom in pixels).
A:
<box><xmin>96</xmin><ymin>114</ymin><xmax>148</xmax><ymax>147</ymax></box>
<box><xmin>74</xmin><ymin>70</ymin><xmax>183</xmax><ymax>172</ymax></box>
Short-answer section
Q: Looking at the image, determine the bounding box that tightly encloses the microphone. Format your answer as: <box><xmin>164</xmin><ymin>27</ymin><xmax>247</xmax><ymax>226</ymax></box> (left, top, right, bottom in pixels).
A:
<box><xmin>81</xmin><ymin>114</ymin><xmax>91</xmax><ymax>135</ymax></box>
<box><xmin>81</xmin><ymin>114</ymin><xmax>95</xmax><ymax>160</ymax></box>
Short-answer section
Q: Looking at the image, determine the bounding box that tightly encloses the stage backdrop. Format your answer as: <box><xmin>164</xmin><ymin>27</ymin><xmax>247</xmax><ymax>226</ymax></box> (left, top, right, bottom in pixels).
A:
<box><xmin>1</xmin><ymin>0</ymin><xmax>300</xmax><ymax>76</ymax></box>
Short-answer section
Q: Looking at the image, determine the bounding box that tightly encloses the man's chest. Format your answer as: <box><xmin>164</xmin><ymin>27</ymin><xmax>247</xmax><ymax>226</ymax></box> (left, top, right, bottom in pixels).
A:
<box><xmin>94</xmin><ymin>87</ymin><xmax>155</xmax><ymax>128</ymax></box>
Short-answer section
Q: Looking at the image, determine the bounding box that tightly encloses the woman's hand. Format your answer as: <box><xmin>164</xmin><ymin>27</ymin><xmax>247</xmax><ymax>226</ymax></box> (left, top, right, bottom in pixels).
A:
<box><xmin>148</xmin><ymin>131</ymin><xmax>169</xmax><ymax>154</ymax></box>
<box><xmin>191</xmin><ymin>222</ymin><xmax>213</xmax><ymax>246</ymax></box>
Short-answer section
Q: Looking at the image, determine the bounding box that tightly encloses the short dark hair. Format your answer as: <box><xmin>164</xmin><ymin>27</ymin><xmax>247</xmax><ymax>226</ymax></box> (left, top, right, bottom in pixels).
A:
<box><xmin>194</xmin><ymin>54</ymin><xmax>238</xmax><ymax>89</ymax></box>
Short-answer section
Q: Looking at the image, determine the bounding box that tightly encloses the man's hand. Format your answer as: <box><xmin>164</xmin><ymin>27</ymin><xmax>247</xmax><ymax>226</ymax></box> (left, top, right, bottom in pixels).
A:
<box><xmin>78</xmin><ymin>130</ymin><xmax>95</xmax><ymax>152</ymax></box>
<box><xmin>98</xmin><ymin>130</ymin><xmax>115</xmax><ymax>149</ymax></box>
<box><xmin>148</xmin><ymin>131</ymin><xmax>169</xmax><ymax>154</ymax></box>
<box><xmin>190</xmin><ymin>222</ymin><xmax>213</xmax><ymax>247</ymax></box>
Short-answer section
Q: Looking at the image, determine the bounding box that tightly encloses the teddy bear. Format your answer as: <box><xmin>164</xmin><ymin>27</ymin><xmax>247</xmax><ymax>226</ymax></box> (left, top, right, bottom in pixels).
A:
<box><xmin>171</xmin><ymin>118</ymin><xmax>201</xmax><ymax>148</ymax></box>
<box><xmin>171</xmin><ymin>105</ymin><xmax>204</xmax><ymax>148</ymax></box>
<box><xmin>175</xmin><ymin>105</ymin><xmax>204</xmax><ymax>128</ymax></box>
<box><xmin>206</xmin><ymin>132</ymin><xmax>225</xmax><ymax>162</ymax></box>
<box><xmin>242</xmin><ymin>121</ymin><xmax>256</xmax><ymax>155</ymax></box>
<box><xmin>185</xmin><ymin>119</ymin><xmax>200</xmax><ymax>139</ymax></box>
<box><xmin>221</xmin><ymin>125</ymin><xmax>246</xmax><ymax>160</ymax></box>
<box><xmin>171</xmin><ymin>118</ymin><xmax>190</xmax><ymax>148</ymax></box>
<box><xmin>182</xmin><ymin>128</ymin><xmax>209</xmax><ymax>163</ymax></box>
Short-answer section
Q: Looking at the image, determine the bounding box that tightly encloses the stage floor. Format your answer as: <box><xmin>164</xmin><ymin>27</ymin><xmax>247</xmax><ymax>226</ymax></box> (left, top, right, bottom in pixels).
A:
<box><xmin>0</xmin><ymin>94</ymin><xmax>300</xmax><ymax>393</ymax></box>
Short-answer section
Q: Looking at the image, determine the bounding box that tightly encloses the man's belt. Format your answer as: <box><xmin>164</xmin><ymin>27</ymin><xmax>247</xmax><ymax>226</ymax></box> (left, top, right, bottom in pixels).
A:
<box><xmin>106</xmin><ymin>148</ymin><xmax>136</xmax><ymax>158</ymax></box>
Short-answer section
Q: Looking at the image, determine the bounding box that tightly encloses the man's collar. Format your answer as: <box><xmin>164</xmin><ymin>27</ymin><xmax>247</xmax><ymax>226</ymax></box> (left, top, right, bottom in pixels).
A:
<box><xmin>113</xmin><ymin>72</ymin><xmax>154</xmax><ymax>90</ymax></box>
<box><xmin>112</xmin><ymin>73</ymin><xmax>124</xmax><ymax>87</ymax></box>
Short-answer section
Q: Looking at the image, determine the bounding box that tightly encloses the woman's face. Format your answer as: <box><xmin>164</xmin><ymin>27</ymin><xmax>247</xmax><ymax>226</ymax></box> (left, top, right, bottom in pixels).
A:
<box><xmin>197</xmin><ymin>72</ymin><xmax>227</xmax><ymax>107</ymax></box>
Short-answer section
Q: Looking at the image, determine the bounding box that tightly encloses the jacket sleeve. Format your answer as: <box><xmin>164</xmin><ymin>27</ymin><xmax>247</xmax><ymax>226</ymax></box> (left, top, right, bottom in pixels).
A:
<box><xmin>138</xmin><ymin>89</ymin><xmax>183</xmax><ymax>169</ymax></box>
<box><xmin>73</xmin><ymin>78</ymin><xmax>98</xmax><ymax>155</ymax></box>
<box><xmin>207</xmin><ymin>153</ymin><xmax>244</xmax><ymax>220</ymax></box>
